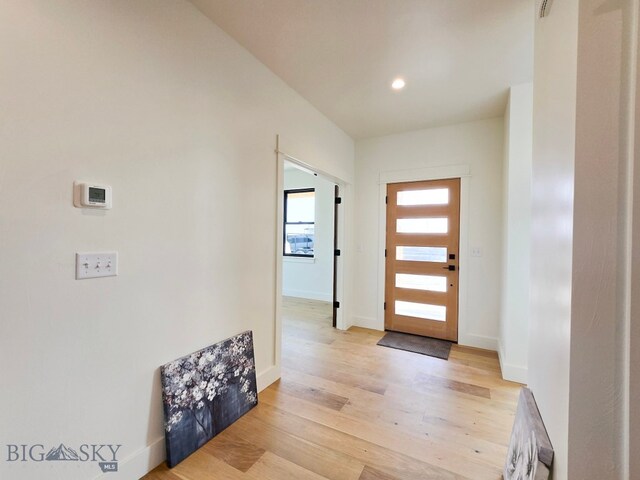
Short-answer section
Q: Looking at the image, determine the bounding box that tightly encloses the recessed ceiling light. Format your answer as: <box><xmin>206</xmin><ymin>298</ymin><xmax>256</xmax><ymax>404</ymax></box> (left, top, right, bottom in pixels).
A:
<box><xmin>391</xmin><ymin>78</ymin><xmax>406</xmax><ymax>90</ymax></box>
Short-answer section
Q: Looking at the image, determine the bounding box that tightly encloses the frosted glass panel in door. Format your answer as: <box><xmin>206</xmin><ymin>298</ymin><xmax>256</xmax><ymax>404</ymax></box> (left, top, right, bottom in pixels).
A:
<box><xmin>395</xmin><ymin>246</ymin><xmax>447</xmax><ymax>262</ymax></box>
<box><xmin>395</xmin><ymin>301</ymin><xmax>446</xmax><ymax>321</ymax></box>
<box><xmin>397</xmin><ymin>188</ymin><xmax>449</xmax><ymax>206</ymax></box>
<box><xmin>396</xmin><ymin>218</ymin><xmax>448</xmax><ymax>234</ymax></box>
<box><xmin>396</xmin><ymin>274</ymin><xmax>447</xmax><ymax>292</ymax></box>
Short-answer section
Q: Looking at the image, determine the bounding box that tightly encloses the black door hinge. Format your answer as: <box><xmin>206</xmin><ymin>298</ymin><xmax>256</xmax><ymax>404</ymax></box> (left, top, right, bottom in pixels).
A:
<box><xmin>334</xmin><ymin>301</ymin><xmax>340</xmax><ymax>309</ymax></box>
<box><xmin>384</xmin><ymin>302</ymin><xmax>387</xmax><ymax>310</ymax></box>
<box><xmin>385</xmin><ymin>249</ymin><xmax>387</xmax><ymax>257</ymax></box>
<box><xmin>335</xmin><ymin>249</ymin><xmax>341</xmax><ymax>256</ymax></box>
<box><xmin>385</xmin><ymin>195</ymin><xmax>388</xmax><ymax>204</ymax></box>
<box><xmin>335</xmin><ymin>197</ymin><xmax>342</xmax><ymax>204</ymax></box>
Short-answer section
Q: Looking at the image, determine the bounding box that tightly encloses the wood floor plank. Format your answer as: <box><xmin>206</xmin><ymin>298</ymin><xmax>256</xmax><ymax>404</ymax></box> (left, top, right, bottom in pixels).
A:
<box><xmin>248</xmin><ymin>400</ymin><xmax>464</xmax><ymax>480</ymax></box>
<box><xmin>337</xmin><ymin>396</ymin><xmax>510</xmax><ymax>462</ymax></box>
<box><xmin>283</xmin><ymin>325</ymin><xmax>336</xmax><ymax>345</ymax></box>
<box><xmin>276</xmin><ymin>384</ymin><xmax>508</xmax><ymax>475</ymax></box>
<box><xmin>259</xmin><ymin>388</ymin><xmax>500</xmax><ymax>479</ymax></box>
<box><xmin>170</xmin><ymin>451</ymin><xmax>245</xmax><ymax>480</ymax></box>
<box><xmin>276</xmin><ymin>378</ymin><xmax>350</xmax><ymax>411</ymax></box>
<box><xmin>282</xmin><ymin>354</ymin><xmax>388</xmax><ymax>395</ymax></box>
<box><xmin>225</xmin><ymin>407</ymin><xmax>365</xmax><ymax>480</ymax></box>
<box><xmin>414</xmin><ymin>372</ymin><xmax>492</xmax><ymax>399</ymax></box>
<box><xmin>200</xmin><ymin>432</ymin><xmax>265</xmax><ymax>472</ymax></box>
<box><xmin>359</xmin><ymin>465</ymin><xmax>399</xmax><ymax>480</ymax></box>
<box><xmin>284</xmin><ymin>336</ymin><xmax>516</xmax><ymax>393</ymax></box>
<box><xmin>246</xmin><ymin>451</ymin><xmax>331</xmax><ymax>480</ymax></box>
<box><xmin>278</xmin><ymin>365</ymin><xmax>509</xmax><ymax>462</ymax></box>
<box><xmin>383</xmin><ymin>383</ymin><xmax>516</xmax><ymax>431</ymax></box>
<box><xmin>143</xmin><ymin>297</ymin><xmax>518</xmax><ymax>480</ymax></box>
<box><xmin>280</xmin><ymin>366</ymin><xmax>386</xmax><ymax>406</ymax></box>
<box><xmin>140</xmin><ymin>465</ymin><xmax>183</xmax><ymax>480</ymax></box>
<box><xmin>421</xmin><ymin>413</ymin><xmax>512</xmax><ymax>448</ymax></box>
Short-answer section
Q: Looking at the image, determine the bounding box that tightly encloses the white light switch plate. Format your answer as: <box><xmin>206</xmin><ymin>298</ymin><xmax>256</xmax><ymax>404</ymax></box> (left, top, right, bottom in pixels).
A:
<box><xmin>76</xmin><ymin>252</ymin><xmax>118</xmax><ymax>280</ymax></box>
<box><xmin>471</xmin><ymin>247</ymin><xmax>483</xmax><ymax>257</ymax></box>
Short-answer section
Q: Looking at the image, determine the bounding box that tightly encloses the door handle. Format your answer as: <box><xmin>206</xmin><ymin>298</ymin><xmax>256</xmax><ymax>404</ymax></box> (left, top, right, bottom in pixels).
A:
<box><xmin>442</xmin><ymin>265</ymin><xmax>456</xmax><ymax>271</ymax></box>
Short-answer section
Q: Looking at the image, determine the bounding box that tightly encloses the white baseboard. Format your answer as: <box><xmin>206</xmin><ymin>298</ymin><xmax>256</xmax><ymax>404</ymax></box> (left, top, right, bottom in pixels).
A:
<box><xmin>497</xmin><ymin>339</ymin><xmax>528</xmax><ymax>384</ymax></box>
<box><xmin>282</xmin><ymin>289</ymin><xmax>332</xmax><ymax>302</ymax></box>
<box><xmin>340</xmin><ymin>316</ymin><xmax>354</xmax><ymax>331</ymax></box>
<box><xmin>458</xmin><ymin>332</ymin><xmax>498</xmax><ymax>351</ymax></box>
<box><xmin>256</xmin><ymin>364</ymin><xmax>281</xmax><ymax>392</ymax></box>
<box><xmin>501</xmin><ymin>361</ymin><xmax>528</xmax><ymax>384</ymax></box>
<box><xmin>92</xmin><ymin>436</ymin><xmax>165</xmax><ymax>480</ymax></box>
<box><xmin>498</xmin><ymin>338</ymin><xmax>507</xmax><ymax>373</ymax></box>
<box><xmin>351</xmin><ymin>315</ymin><xmax>383</xmax><ymax>331</ymax></box>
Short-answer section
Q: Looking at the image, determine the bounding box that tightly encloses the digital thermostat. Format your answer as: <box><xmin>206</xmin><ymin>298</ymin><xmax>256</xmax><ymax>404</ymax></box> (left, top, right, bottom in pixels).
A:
<box><xmin>73</xmin><ymin>182</ymin><xmax>112</xmax><ymax>209</ymax></box>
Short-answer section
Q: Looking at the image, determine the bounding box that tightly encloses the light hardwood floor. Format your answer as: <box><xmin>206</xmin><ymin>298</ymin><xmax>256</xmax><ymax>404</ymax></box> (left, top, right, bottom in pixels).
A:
<box><xmin>144</xmin><ymin>297</ymin><xmax>521</xmax><ymax>480</ymax></box>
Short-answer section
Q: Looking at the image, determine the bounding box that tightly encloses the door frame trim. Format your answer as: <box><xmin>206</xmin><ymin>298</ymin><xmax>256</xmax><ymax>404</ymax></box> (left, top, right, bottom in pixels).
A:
<box><xmin>377</xmin><ymin>165</ymin><xmax>472</xmax><ymax>344</ymax></box>
<box><xmin>276</xmin><ymin>150</ymin><xmax>350</xmax><ymax>337</ymax></box>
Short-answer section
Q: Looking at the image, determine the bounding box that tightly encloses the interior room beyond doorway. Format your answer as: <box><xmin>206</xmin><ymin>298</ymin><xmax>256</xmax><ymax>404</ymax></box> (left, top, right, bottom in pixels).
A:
<box><xmin>282</xmin><ymin>161</ymin><xmax>336</xmax><ymax>327</ymax></box>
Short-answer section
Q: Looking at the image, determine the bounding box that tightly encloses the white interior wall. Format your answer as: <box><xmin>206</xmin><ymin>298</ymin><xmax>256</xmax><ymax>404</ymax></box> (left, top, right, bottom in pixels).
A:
<box><xmin>529</xmin><ymin>0</ymin><xmax>634</xmax><ymax>478</ymax></box>
<box><xmin>0</xmin><ymin>2</ymin><xmax>354</xmax><ymax>479</ymax></box>
<box><xmin>499</xmin><ymin>83</ymin><xmax>533</xmax><ymax>384</ymax></box>
<box><xmin>630</xmin><ymin>2</ymin><xmax>640</xmax><ymax>470</ymax></box>
<box><xmin>282</xmin><ymin>167</ymin><xmax>335</xmax><ymax>302</ymax></box>
<box><xmin>528</xmin><ymin>2</ymin><xmax>579</xmax><ymax>477</ymax></box>
<box><xmin>353</xmin><ymin>118</ymin><xmax>504</xmax><ymax>349</ymax></box>
<box><xmin>569</xmin><ymin>0</ymin><xmax>628</xmax><ymax>477</ymax></box>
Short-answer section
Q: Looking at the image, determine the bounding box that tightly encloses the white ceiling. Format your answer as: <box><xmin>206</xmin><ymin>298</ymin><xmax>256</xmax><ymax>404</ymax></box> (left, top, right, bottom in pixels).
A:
<box><xmin>190</xmin><ymin>0</ymin><xmax>534</xmax><ymax>139</ymax></box>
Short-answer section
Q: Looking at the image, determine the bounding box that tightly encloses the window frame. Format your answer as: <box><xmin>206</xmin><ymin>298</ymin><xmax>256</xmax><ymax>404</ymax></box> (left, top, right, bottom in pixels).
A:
<box><xmin>283</xmin><ymin>188</ymin><xmax>316</xmax><ymax>258</ymax></box>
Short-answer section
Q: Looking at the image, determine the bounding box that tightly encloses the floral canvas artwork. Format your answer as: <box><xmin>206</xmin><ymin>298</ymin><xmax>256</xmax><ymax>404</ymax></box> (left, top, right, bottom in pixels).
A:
<box><xmin>504</xmin><ymin>388</ymin><xmax>553</xmax><ymax>480</ymax></box>
<box><xmin>160</xmin><ymin>331</ymin><xmax>258</xmax><ymax>468</ymax></box>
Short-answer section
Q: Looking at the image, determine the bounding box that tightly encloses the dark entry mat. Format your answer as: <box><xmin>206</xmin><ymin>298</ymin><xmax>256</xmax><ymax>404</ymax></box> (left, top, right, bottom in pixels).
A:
<box><xmin>377</xmin><ymin>331</ymin><xmax>453</xmax><ymax>360</ymax></box>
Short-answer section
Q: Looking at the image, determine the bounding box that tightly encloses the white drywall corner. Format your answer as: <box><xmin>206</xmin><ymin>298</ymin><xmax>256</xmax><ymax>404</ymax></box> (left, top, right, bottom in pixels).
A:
<box><xmin>499</xmin><ymin>83</ymin><xmax>533</xmax><ymax>384</ymax></box>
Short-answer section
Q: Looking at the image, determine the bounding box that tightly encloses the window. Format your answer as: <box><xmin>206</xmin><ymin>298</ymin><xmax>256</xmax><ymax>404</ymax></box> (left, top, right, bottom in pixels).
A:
<box><xmin>284</xmin><ymin>188</ymin><xmax>315</xmax><ymax>257</ymax></box>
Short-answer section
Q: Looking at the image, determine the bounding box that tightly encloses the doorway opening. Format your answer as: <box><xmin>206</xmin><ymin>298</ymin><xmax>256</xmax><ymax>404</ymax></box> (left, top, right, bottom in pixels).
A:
<box><xmin>281</xmin><ymin>160</ymin><xmax>341</xmax><ymax>336</ymax></box>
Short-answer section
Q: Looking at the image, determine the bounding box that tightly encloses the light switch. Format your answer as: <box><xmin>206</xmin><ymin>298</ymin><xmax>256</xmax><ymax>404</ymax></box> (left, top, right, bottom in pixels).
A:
<box><xmin>76</xmin><ymin>252</ymin><xmax>118</xmax><ymax>280</ymax></box>
<box><xmin>471</xmin><ymin>247</ymin><xmax>483</xmax><ymax>258</ymax></box>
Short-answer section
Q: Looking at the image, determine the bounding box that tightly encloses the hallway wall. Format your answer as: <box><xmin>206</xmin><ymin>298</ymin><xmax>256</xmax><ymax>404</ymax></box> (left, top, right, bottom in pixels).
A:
<box><xmin>353</xmin><ymin>117</ymin><xmax>504</xmax><ymax>350</ymax></box>
<box><xmin>0</xmin><ymin>2</ymin><xmax>354</xmax><ymax>479</ymax></box>
<box><xmin>529</xmin><ymin>0</ymin><xmax>634</xmax><ymax>477</ymax></box>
